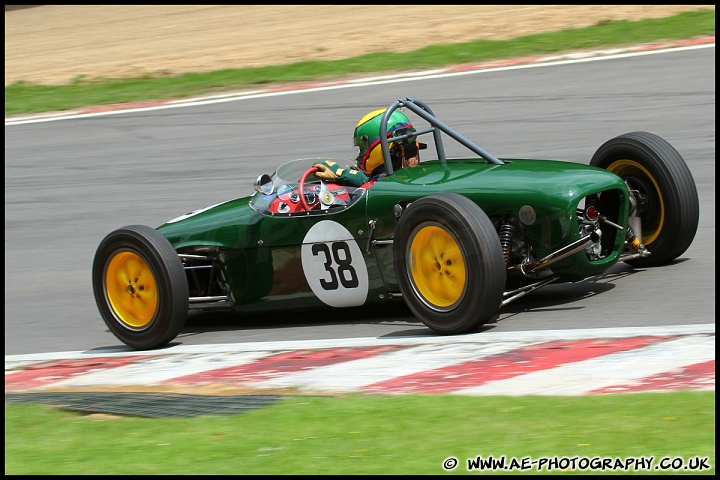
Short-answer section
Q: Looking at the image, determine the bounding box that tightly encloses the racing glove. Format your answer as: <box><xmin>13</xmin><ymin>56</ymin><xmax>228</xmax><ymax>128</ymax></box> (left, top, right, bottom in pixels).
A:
<box><xmin>313</xmin><ymin>160</ymin><xmax>339</xmax><ymax>181</ymax></box>
<box><xmin>313</xmin><ymin>160</ymin><xmax>369</xmax><ymax>188</ymax></box>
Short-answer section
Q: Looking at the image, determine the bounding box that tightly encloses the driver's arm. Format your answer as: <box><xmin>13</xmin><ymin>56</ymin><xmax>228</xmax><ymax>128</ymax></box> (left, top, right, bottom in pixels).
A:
<box><xmin>314</xmin><ymin>160</ymin><xmax>368</xmax><ymax>187</ymax></box>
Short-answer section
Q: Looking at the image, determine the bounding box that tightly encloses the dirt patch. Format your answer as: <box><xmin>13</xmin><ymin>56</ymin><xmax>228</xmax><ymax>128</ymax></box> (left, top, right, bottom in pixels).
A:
<box><xmin>4</xmin><ymin>5</ymin><xmax>713</xmax><ymax>86</ymax></box>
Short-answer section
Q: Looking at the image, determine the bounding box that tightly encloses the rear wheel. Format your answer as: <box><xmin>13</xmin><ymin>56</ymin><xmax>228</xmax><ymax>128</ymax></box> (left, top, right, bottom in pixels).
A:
<box><xmin>590</xmin><ymin>131</ymin><xmax>699</xmax><ymax>267</ymax></box>
<box><xmin>93</xmin><ymin>225</ymin><xmax>188</xmax><ymax>349</ymax></box>
<box><xmin>393</xmin><ymin>193</ymin><xmax>505</xmax><ymax>334</ymax></box>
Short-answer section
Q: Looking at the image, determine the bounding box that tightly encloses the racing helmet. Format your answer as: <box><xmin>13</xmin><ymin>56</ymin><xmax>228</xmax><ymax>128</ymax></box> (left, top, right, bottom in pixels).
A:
<box><xmin>354</xmin><ymin>108</ymin><xmax>419</xmax><ymax>176</ymax></box>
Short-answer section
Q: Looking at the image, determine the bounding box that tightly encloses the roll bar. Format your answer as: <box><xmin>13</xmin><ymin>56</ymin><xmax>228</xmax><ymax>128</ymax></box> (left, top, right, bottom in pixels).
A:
<box><xmin>379</xmin><ymin>98</ymin><xmax>504</xmax><ymax>176</ymax></box>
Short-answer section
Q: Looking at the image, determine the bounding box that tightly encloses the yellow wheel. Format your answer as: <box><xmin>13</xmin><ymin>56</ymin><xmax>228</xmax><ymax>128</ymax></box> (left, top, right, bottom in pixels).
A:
<box><xmin>394</xmin><ymin>194</ymin><xmax>505</xmax><ymax>335</ymax></box>
<box><xmin>591</xmin><ymin>132</ymin><xmax>698</xmax><ymax>267</ymax></box>
<box><xmin>605</xmin><ymin>159</ymin><xmax>664</xmax><ymax>246</ymax></box>
<box><xmin>105</xmin><ymin>251</ymin><xmax>159</xmax><ymax>329</ymax></box>
<box><xmin>408</xmin><ymin>224</ymin><xmax>466</xmax><ymax>309</ymax></box>
<box><xmin>93</xmin><ymin>225</ymin><xmax>188</xmax><ymax>350</ymax></box>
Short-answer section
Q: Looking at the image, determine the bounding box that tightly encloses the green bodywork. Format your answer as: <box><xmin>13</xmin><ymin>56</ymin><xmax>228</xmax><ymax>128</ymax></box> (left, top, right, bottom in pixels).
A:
<box><xmin>156</xmin><ymin>157</ymin><xmax>628</xmax><ymax>312</ymax></box>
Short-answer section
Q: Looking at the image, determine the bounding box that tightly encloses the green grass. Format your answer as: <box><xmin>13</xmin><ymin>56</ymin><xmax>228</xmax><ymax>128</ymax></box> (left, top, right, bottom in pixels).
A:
<box><xmin>4</xmin><ymin>391</ymin><xmax>715</xmax><ymax>474</ymax></box>
<box><xmin>4</xmin><ymin>9</ymin><xmax>715</xmax><ymax>117</ymax></box>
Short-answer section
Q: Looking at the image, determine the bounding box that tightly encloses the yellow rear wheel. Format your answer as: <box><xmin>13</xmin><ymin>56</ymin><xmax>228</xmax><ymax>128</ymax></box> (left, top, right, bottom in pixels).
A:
<box><xmin>105</xmin><ymin>251</ymin><xmax>159</xmax><ymax>329</ymax></box>
<box><xmin>93</xmin><ymin>225</ymin><xmax>188</xmax><ymax>350</ymax></box>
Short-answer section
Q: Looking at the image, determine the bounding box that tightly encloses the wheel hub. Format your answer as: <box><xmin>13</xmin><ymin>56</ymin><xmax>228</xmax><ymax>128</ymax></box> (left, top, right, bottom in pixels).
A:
<box><xmin>105</xmin><ymin>251</ymin><xmax>158</xmax><ymax>329</ymax></box>
<box><xmin>409</xmin><ymin>224</ymin><xmax>466</xmax><ymax>309</ymax></box>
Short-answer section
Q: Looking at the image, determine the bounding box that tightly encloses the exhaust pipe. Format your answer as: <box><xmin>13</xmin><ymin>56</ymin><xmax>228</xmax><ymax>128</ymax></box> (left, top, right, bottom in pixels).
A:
<box><xmin>189</xmin><ymin>295</ymin><xmax>230</xmax><ymax>310</ymax></box>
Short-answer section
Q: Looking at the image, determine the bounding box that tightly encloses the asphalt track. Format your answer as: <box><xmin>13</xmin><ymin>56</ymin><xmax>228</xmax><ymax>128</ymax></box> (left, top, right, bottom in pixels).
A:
<box><xmin>4</xmin><ymin>39</ymin><xmax>715</xmax><ymax>399</ymax></box>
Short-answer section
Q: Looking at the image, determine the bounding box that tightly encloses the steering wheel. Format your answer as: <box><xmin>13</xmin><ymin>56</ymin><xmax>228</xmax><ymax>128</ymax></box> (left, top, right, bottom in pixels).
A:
<box><xmin>298</xmin><ymin>166</ymin><xmax>319</xmax><ymax>212</ymax></box>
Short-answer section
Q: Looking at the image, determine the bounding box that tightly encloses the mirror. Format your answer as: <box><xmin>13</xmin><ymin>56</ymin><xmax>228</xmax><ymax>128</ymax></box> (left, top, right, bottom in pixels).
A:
<box><xmin>254</xmin><ymin>173</ymin><xmax>274</xmax><ymax>195</ymax></box>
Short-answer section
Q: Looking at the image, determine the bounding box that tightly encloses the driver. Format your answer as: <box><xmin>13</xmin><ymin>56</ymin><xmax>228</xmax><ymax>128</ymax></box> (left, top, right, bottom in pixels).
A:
<box><xmin>313</xmin><ymin>108</ymin><xmax>422</xmax><ymax>188</ymax></box>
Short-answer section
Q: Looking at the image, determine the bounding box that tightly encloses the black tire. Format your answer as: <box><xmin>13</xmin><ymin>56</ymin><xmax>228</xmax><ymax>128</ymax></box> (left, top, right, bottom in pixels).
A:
<box><xmin>92</xmin><ymin>225</ymin><xmax>189</xmax><ymax>349</ymax></box>
<box><xmin>590</xmin><ymin>132</ymin><xmax>699</xmax><ymax>267</ymax></box>
<box><xmin>393</xmin><ymin>193</ymin><xmax>505</xmax><ymax>334</ymax></box>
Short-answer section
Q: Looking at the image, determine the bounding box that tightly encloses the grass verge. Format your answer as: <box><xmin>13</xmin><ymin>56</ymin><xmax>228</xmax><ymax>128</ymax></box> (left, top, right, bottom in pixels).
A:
<box><xmin>4</xmin><ymin>9</ymin><xmax>715</xmax><ymax>117</ymax></box>
<box><xmin>4</xmin><ymin>391</ymin><xmax>715</xmax><ymax>474</ymax></box>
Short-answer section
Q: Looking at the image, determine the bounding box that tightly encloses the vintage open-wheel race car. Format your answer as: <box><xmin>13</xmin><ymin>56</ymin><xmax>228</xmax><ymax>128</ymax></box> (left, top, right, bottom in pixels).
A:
<box><xmin>93</xmin><ymin>97</ymin><xmax>700</xmax><ymax>350</ymax></box>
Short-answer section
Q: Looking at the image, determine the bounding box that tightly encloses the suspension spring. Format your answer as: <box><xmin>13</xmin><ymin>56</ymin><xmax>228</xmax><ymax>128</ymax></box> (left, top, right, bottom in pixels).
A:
<box><xmin>625</xmin><ymin>226</ymin><xmax>643</xmax><ymax>252</ymax></box>
<box><xmin>499</xmin><ymin>221</ymin><xmax>515</xmax><ymax>265</ymax></box>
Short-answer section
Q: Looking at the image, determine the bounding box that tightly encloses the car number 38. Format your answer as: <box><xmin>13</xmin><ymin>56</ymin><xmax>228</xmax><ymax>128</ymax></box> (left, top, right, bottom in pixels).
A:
<box><xmin>301</xmin><ymin>221</ymin><xmax>369</xmax><ymax>308</ymax></box>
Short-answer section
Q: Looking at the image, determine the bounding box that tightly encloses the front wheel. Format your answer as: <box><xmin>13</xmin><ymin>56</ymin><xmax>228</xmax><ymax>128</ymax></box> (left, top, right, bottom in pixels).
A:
<box><xmin>92</xmin><ymin>225</ymin><xmax>189</xmax><ymax>349</ymax></box>
<box><xmin>393</xmin><ymin>193</ymin><xmax>506</xmax><ymax>334</ymax></box>
<box><xmin>590</xmin><ymin>131</ymin><xmax>699</xmax><ymax>267</ymax></box>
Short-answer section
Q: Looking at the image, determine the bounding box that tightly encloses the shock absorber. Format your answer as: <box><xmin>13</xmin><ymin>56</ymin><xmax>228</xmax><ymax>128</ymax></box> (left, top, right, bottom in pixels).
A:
<box><xmin>499</xmin><ymin>220</ymin><xmax>515</xmax><ymax>265</ymax></box>
<box><xmin>625</xmin><ymin>226</ymin><xmax>641</xmax><ymax>251</ymax></box>
<box><xmin>625</xmin><ymin>226</ymin><xmax>649</xmax><ymax>256</ymax></box>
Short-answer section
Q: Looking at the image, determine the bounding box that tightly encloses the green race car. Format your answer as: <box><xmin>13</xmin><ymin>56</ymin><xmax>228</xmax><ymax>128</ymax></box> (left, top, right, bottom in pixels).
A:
<box><xmin>92</xmin><ymin>98</ymin><xmax>700</xmax><ymax>350</ymax></box>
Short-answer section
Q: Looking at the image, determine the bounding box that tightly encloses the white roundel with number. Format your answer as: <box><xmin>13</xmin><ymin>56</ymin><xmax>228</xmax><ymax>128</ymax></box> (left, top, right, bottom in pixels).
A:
<box><xmin>301</xmin><ymin>220</ymin><xmax>369</xmax><ymax>307</ymax></box>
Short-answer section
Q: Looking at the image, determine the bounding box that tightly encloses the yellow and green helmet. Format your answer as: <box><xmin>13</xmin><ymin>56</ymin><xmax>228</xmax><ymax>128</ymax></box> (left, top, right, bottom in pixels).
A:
<box><xmin>353</xmin><ymin>108</ymin><xmax>416</xmax><ymax>176</ymax></box>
